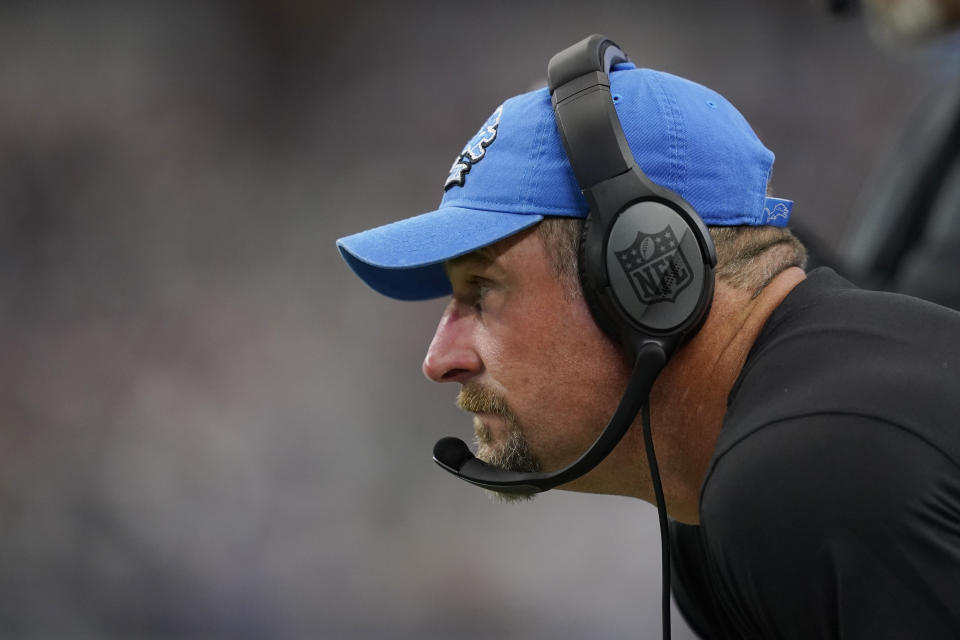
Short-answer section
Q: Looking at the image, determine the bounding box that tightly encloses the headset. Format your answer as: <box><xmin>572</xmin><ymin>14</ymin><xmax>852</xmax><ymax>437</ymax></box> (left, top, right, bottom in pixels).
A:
<box><xmin>432</xmin><ymin>35</ymin><xmax>717</xmax><ymax>639</ymax></box>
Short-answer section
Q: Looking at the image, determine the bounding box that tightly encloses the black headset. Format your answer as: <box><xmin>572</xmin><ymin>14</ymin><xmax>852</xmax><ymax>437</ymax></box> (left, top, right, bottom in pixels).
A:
<box><xmin>433</xmin><ymin>34</ymin><xmax>715</xmax><ymax>496</ymax></box>
<box><xmin>431</xmin><ymin>35</ymin><xmax>717</xmax><ymax>640</ymax></box>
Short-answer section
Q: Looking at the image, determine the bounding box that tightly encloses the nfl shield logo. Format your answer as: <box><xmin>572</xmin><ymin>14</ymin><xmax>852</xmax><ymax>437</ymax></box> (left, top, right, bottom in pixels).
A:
<box><xmin>614</xmin><ymin>227</ymin><xmax>692</xmax><ymax>304</ymax></box>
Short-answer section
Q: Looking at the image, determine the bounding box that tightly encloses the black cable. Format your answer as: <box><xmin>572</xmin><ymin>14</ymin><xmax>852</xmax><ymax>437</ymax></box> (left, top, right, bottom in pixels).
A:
<box><xmin>642</xmin><ymin>402</ymin><xmax>671</xmax><ymax>640</ymax></box>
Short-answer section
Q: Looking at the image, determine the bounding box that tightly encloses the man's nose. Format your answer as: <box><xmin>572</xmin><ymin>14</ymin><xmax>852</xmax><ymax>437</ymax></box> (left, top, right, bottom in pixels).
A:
<box><xmin>422</xmin><ymin>301</ymin><xmax>482</xmax><ymax>383</ymax></box>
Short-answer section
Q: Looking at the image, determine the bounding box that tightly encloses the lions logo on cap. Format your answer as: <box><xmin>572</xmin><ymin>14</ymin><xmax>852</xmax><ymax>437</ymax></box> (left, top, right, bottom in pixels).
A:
<box><xmin>615</xmin><ymin>227</ymin><xmax>692</xmax><ymax>304</ymax></box>
<box><xmin>444</xmin><ymin>105</ymin><xmax>503</xmax><ymax>190</ymax></box>
<box><xmin>764</xmin><ymin>201</ymin><xmax>790</xmax><ymax>225</ymax></box>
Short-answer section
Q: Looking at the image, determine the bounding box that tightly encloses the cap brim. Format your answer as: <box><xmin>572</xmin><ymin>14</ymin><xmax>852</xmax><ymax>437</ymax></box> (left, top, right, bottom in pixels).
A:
<box><xmin>336</xmin><ymin>207</ymin><xmax>544</xmax><ymax>301</ymax></box>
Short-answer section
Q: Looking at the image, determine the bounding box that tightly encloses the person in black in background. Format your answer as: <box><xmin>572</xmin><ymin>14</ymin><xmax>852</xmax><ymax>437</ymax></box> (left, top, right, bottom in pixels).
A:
<box><xmin>338</xmin><ymin>47</ymin><xmax>960</xmax><ymax>638</ymax></box>
<box><xmin>828</xmin><ymin>0</ymin><xmax>960</xmax><ymax>309</ymax></box>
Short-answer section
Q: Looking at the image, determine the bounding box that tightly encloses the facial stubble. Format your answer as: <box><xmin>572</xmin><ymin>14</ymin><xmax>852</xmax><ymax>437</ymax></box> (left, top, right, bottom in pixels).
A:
<box><xmin>456</xmin><ymin>384</ymin><xmax>542</xmax><ymax>502</ymax></box>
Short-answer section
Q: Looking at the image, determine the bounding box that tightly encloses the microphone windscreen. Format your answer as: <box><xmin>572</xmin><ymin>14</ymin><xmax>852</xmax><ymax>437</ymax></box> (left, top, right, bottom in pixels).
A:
<box><xmin>433</xmin><ymin>437</ymin><xmax>474</xmax><ymax>471</ymax></box>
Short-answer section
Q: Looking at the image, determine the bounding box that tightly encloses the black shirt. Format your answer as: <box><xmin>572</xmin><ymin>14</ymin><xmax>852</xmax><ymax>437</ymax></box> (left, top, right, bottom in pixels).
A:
<box><xmin>670</xmin><ymin>268</ymin><xmax>960</xmax><ymax>639</ymax></box>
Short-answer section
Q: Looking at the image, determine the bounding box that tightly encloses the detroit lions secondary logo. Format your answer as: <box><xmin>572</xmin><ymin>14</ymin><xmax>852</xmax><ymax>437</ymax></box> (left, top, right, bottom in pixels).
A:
<box><xmin>444</xmin><ymin>104</ymin><xmax>504</xmax><ymax>190</ymax></box>
<box><xmin>764</xmin><ymin>202</ymin><xmax>790</xmax><ymax>224</ymax></box>
<box><xmin>615</xmin><ymin>227</ymin><xmax>692</xmax><ymax>304</ymax></box>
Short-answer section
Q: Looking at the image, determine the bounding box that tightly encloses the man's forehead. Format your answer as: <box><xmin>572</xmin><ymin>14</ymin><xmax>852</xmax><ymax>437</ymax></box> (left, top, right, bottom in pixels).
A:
<box><xmin>447</xmin><ymin>244</ymin><xmax>498</xmax><ymax>269</ymax></box>
<box><xmin>447</xmin><ymin>228</ymin><xmax>539</xmax><ymax>271</ymax></box>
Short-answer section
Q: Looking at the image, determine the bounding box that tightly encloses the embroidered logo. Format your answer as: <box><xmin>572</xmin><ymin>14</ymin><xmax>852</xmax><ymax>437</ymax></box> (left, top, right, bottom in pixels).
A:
<box><xmin>444</xmin><ymin>104</ymin><xmax>504</xmax><ymax>190</ymax></box>
<box><xmin>764</xmin><ymin>202</ymin><xmax>791</xmax><ymax>224</ymax></box>
<box><xmin>615</xmin><ymin>227</ymin><xmax>692</xmax><ymax>304</ymax></box>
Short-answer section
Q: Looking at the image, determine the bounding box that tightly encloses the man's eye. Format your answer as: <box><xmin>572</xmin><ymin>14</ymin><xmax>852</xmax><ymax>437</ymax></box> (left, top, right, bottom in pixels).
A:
<box><xmin>471</xmin><ymin>286</ymin><xmax>488</xmax><ymax>311</ymax></box>
<box><xmin>467</xmin><ymin>278</ymin><xmax>491</xmax><ymax>312</ymax></box>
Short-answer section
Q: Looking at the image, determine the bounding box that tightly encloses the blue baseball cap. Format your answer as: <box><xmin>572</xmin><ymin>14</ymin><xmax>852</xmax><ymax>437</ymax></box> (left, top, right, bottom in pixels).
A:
<box><xmin>337</xmin><ymin>63</ymin><xmax>793</xmax><ymax>301</ymax></box>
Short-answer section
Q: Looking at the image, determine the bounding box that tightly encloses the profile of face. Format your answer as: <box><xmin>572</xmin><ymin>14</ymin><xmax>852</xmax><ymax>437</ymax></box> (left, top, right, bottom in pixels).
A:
<box><xmin>421</xmin><ymin>227</ymin><xmax>632</xmax><ymax>500</ymax></box>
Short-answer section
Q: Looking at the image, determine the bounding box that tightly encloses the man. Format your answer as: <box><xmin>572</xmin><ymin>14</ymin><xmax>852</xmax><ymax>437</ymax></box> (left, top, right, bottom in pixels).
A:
<box><xmin>337</xmin><ymin>52</ymin><xmax>960</xmax><ymax>638</ymax></box>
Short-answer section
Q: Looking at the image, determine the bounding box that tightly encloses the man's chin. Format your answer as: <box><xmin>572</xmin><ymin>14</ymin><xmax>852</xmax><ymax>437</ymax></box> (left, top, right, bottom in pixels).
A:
<box><xmin>473</xmin><ymin>428</ymin><xmax>542</xmax><ymax>505</ymax></box>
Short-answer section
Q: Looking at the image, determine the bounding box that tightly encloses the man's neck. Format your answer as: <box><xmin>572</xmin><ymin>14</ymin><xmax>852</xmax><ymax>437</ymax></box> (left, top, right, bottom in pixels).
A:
<box><xmin>646</xmin><ymin>266</ymin><xmax>807</xmax><ymax>524</ymax></box>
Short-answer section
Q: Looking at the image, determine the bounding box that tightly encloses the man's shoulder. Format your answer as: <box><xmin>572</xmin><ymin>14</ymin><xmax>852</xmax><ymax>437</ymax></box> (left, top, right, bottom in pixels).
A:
<box><xmin>685</xmin><ymin>269</ymin><xmax>960</xmax><ymax>637</ymax></box>
<box><xmin>697</xmin><ymin>413</ymin><xmax>960</xmax><ymax>637</ymax></box>
<box><xmin>718</xmin><ymin>267</ymin><xmax>960</xmax><ymax>469</ymax></box>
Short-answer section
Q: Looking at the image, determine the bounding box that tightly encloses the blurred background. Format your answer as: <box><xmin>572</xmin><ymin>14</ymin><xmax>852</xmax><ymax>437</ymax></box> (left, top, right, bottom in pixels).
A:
<box><xmin>1</xmin><ymin>0</ymin><xmax>957</xmax><ymax>638</ymax></box>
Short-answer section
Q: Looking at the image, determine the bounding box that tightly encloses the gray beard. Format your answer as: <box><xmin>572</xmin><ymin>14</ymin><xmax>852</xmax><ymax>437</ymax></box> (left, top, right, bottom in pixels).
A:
<box><xmin>473</xmin><ymin>417</ymin><xmax>541</xmax><ymax>503</ymax></box>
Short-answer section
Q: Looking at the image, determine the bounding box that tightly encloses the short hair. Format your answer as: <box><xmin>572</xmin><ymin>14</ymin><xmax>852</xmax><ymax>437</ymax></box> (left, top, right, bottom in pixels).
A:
<box><xmin>536</xmin><ymin>216</ymin><xmax>807</xmax><ymax>300</ymax></box>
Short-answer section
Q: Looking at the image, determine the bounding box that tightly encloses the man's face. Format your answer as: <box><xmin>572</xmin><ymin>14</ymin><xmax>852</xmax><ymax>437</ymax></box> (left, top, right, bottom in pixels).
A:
<box><xmin>421</xmin><ymin>227</ymin><xmax>632</xmax><ymax>491</ymax></box>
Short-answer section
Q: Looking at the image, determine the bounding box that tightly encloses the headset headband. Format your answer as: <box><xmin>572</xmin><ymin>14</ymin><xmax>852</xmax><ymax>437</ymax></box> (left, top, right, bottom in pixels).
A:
<box><xmin>548</xmin><ymin>36</ymin><xmax>635</xmax><ymax>189</ymax></box>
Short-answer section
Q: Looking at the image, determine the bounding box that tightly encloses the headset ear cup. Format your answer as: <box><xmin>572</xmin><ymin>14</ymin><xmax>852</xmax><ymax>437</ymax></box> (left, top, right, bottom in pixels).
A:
<box><xmin>577</xmin><ymin>198</ymin><xmax>716</xmax><ymax>358</ymax></box>
<box><xmin>611</xmin><ymin>202</ymin><xmax>715</xmax><ymax>333</ymax></box>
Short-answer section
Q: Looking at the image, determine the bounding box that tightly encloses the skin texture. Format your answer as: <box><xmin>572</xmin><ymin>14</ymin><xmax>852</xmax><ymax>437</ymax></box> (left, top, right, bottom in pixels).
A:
<box><xmin>422</xmin><ymin>227</ymin><xmax>806</xmax><ymax>524</ymax></box>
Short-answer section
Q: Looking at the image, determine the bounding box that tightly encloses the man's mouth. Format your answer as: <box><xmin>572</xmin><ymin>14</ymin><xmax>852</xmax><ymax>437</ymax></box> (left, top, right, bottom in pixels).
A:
<box><xmin>472</xmin><ymin>413</ymin><xmax>505</xmax><ymax>443</ymax></box>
